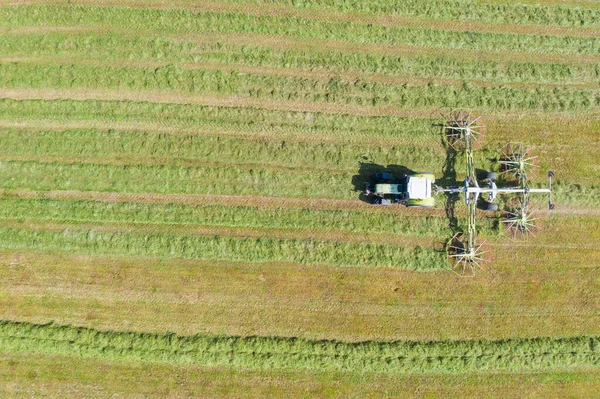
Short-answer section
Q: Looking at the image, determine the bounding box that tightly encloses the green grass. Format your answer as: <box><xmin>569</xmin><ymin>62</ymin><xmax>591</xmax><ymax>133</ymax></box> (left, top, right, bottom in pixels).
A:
<box><xmin>2</xmin><ymin>6</ymin><xmax>600</xmax><ymax>55</ymax></box>
<box><xmin>0</xmin><ymin>127</ymin><xmax>444</xmax><ymax>172</ymax></box>
<box><xmin>0</xmin><ymin>159</ymin><xmax>592</xmax><ymax>205</ymax></box>
<box><xmin>0</xmin><ymin>225</ymin><xmax>447</xmax><ymax>270</ymax></box>
<box><xmin>0</xmin><ymin>197</ymin><xmax>463</xmax><ymax>237</ymax></box>
<box><xmin>1</xmin><ymin>63</ymin><xmax>598</xmax><ymax>111</ymax></box>
<box><xmin>3</xmin><ymin>352</ymin><xmax>600</xmax><ymax>399</ymax></box>
<box><xmin>240</xmin><ymin>0</ymin><xmax>600</xmax><ymax>27</ymax></box>
<box><xmin>0</xmin><ymin>99</ymin><xmax>439</xmax><ymax>142</ymax></box>
<box><xmin>4</xmin><ymin>33</ymin><xmax>600</xmax><ymax>85</ymax></box>
<box><xmin>0</xmin><ymin>160</ymin><xmax>360</xmax><ymax>199</ymax></box>
<box><xmin>1</xmin><ymin>320</ymin><xmax>598</xmax><ymax>373</ymax></box>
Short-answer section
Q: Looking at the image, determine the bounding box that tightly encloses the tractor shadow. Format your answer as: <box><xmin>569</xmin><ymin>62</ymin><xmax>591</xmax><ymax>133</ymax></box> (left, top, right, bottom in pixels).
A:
<box><xmin>352</xmin><ymin>161</ymin><xmax>416</xmax><ymax>203</ymax></box>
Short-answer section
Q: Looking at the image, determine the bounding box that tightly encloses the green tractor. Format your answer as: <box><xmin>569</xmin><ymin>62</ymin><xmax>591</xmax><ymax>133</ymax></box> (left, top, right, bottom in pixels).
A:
<box><xmin>365</xmin><ymin>172</ymin><xmax>436</xmax><ymax>207</ymax></box>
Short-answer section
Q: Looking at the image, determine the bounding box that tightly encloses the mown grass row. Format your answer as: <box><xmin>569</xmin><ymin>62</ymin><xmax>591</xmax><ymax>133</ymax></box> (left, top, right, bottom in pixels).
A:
<box><xmin>0</xmin><ymin>99</ymin><xmax>438</xmax><ymax>141</ymax></box>
<box><xmin>0</xmin><ymin>225</ymin><xmax>446</xmax><ymax>270</ymax></box>
<box><xmin>243</xmin><ymin>0</ymin><xmax>600</xmax><ymax>27</ymax></box>
<box><xmin>0</xmin><ymin>160</ymin><xmax>353</xmax><ymax>198</ymax></box>
<box><xmin>2</xmin><ymin>6</ymin><xmax>599</xmax><ymax>55</ymax></box>
<box><xmin>0</xmin><ymin>160</ymin><xmax>593</xmax><ymax>205</ymax></box>
<box><xmin>1</xmin><ymin>63</ymin><xmax>598</xmax><ymax>111</ymax></box>
<box><xmin>0</xmin><ymin>127</ymin><xmax>444</xmax><ymax>172</ymax></box>
<box><xmin>4</xmin><ymin>34</ymin><xmax>600</xmax><ymax>85</ymax></box>
<box><xmin>0</xmin><ymin>197</ymin><xmax>462</xmax><ymax>237</ymax></box>
<box><xmin>1</xmin><ymin>320</ymin><xmax>598</xmax><ymax>373</ymax></box>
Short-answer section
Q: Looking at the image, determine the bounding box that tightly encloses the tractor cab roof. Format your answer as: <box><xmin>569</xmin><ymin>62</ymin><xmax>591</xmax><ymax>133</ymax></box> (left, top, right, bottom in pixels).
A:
<box><xmin>407</xmin><ymin>176</ymin><xmax>432</xmax><ymax>199</ymax></box>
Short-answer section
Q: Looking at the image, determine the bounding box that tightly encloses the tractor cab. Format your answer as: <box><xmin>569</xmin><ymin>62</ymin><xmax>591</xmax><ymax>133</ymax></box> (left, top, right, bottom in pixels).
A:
<box><xmin>366</xmin><ymin>172</ymin><xmax>435</xmax><ymax>207</ymax></box>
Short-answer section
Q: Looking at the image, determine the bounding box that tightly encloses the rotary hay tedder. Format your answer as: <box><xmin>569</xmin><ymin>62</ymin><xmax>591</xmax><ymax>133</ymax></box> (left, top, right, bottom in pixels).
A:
<box><xmin>364</xmin><ymin>110</ymin><xmax>555</xmax><ymax>276</ymax></box>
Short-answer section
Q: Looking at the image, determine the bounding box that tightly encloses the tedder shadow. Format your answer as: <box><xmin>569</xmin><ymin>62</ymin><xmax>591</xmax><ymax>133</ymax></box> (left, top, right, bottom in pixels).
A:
<box><xmin>431</xmin><ymin>120</ymin><xmax>463</xmax><ymax>239</ymax></box>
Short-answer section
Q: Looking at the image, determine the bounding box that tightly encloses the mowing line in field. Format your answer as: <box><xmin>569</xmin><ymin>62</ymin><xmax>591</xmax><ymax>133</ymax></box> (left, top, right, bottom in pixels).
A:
<box><xmin>1</xmin><ymin>98</ymin><xmax>598</xmax><ymax>141</ymax></box>
<box><xmin>0</xmin><ymin>99</ymin><xmax>598</xmax><ymax>175</ymax></box>
<box><xmin>0</xmin><ymin>216</ymin><xmax>442</xmax><ymax>247</ymax></box>
<box><xmin>0</xmin><ymin>157</ymin><xmax>595</xmax><ymax>204</ymax></box>
<box><xmin>1</xmin><ymin>250</ymin><xmax>598</xmax><ymax>340</ymax></box>
<box><xmin>0</xmin><ymin>320</ymin><xmax>599</xmax><ymax>374</ymax></box>
<box><xmin>4</xmin><ymin>0</ymin><xmax>600</xmax><ymax>22</ymax></box>
<box><xmin>168</xmin><ymin>31</ymin><xmax>600</xmax><ymax>65</ymax></box>
<box><xmin>0</xmin><ymin>221</ymin><xmax>448</xmax><ymax>270</ymax></box>
<box><xmin>5</xmin><ymin>0</ymin><xmax>600</xmax><ymax>38</ymax></box>
<box><xmin>3</xmin><ymin>189</ymin><xmax>597</xmax><ymax>247</ymax></box>
<box><xmin>5</xmin><ymin>26</ymin><xmax>600</xmax><ymax>70</ymax></box>
<box><xmin>0</xmin><ymin>125</ymin><xmax>597</xmax><ymax>185</ymax></box>
<box><xmin>0</xmin><ymin>104</ymin><xmax>596</xmax><ymax>189</ymax></box>
<box><xmin>0</xmin><ymin>200</ymin><xmax>593</xmax><ymax>252</ymax></box>
<box><xmin>2</xmin><ymin>352</ymin><xmax>600</xmax><ymax>399</ymax></box>
<box><xmin>0</xmin><ymin>121</ymin><xmax>596</xmax><ymax>187</ymax></box>
<box><xmin>7</xmin><ymin>54</ymin><xmax>599</xmax><ymax>92</ymax></box>
<box><xmin>0</xmin><ymin>188</ymin><xmax>441</xmax><ymax>213</ymax></box>
<box><xmin>2</xmin><ymin>6</ymin><xmax>600</xmax><ymax>57</ymax></box>
<box><xmin>0</xmin><ymin>87</ymin><xmax>440</xmax><ymax>117</ymax></box>
<box><xmin>2</xmin><ymin>88</ymin><xmax>599</xmax><ymax>120</ymax></box>
<box><xmin>0</xmin><ymin>196</ymin><xmax>459</xmax><ymax>238</ymax></box>
<box><xmin>0</xmin><ymin>127</ymin><xmax>446</xmax><ymax>173</ymax></box>
<box><xmin>2</xmin><ymin>26</ymin><xmax>600</xmax><ymax>87</ymax></box>
<box><xmin>0</xmin><ymin>119</ymin><xmax>439</xmax><ymax>147</ymax></box>
<box><xmin>0</xmin><ymin>63</ymin><xmax>598</xmax><ymax>112</ymax></box>
<box><xmin>2</xmin><ymin>189</ymin><xmax>599</xmax><ymax>218</ymax></box>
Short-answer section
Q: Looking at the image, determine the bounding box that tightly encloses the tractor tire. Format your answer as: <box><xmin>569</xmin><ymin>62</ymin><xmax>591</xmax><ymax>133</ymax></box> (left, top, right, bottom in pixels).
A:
<box><xmin>407</xmin><ymin>198</ymin><xmax>435</xmax><ymax>208</ymax></box>
<box><xmin>409</xmin><ymin>173</ymin><xmax>435</xmax><ymax>180</ymax></box>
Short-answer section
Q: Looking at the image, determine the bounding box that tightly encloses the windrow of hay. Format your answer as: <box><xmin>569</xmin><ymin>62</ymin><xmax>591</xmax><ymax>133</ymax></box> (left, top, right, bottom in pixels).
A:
<box><xmin>0</xmin><ymin>320</ymin><xmax>598</xmax><ymax>373</ymax></box>
<box><xmin>2</xmin><ymin>6</ymin><xmax>600</xmax><ymax>55</ymax></box>
<box><xmin>2</xmin><ymin>34</ymin><xmax>600</xmax><ymax>85</ymax></box>
<box><xmin>0</xmin><ymin>63</ymin><xmax>598</xmax><ymax>111</ymax></box>
<box><xmin>0</xmin><ymin>225</ymin><xmax>447</xmax><ymax>270</ymax></box>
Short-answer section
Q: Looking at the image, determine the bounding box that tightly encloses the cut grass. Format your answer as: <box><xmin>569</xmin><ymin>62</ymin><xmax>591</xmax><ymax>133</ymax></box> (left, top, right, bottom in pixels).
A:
<box><xmin>2</xmin><ymin>6</ymin><xmax>600</xmax><ymax>55</ymax></box>
<box><xmin>0</xmin><ymin>160</ymin><xmax>357</xmax><ymax>199</ymax></box>
<box><xmin>3</xmin><ymin>33</ymin><xmax>600</xmax><ymax>86</ymax></box>
<box><xmin>0</xmin><ymin>159</ymin><xmax>594</xmax><ymax>206</ymax></box>
<box><xmin>2</xmin><ymin>352</ymin><xmax>600</xmax><ymax>399</ymax></box>
<box><xmin>0</xmin><ymin>224</ymin><xmax>447</xmax><ymax>270</ymax></box>
<box><xmin>0</xmin><ymin>98</ymin><xmax>439</xmax><ymax>143</ymax></box>
<box><xmin>1</xmin><ymin>320</ymin><xmax>599</xmax><ymax>374</ymax></box>
<box><xmin>0</xmin><ymin>63</ymin><xmax>598</xmax><ymax>111</ymax></box>
<box><xmin>1</xmin><ymin>249</ymin><xmax>598</xmax><ymax>341</ymax></box>
<box><xmin>214</xmin><ymin>0</ymin><xmax>600</xmax><ymax>28</ymax></box>
<box><xmin>0</xmin><ymin>197</ymin><xmax>460</xmax><ymax>237</ymax></box>
<box><xmin>0</xmin><ymin>127</ymin><xmax>444</xmax><ymax>172</ymax></box>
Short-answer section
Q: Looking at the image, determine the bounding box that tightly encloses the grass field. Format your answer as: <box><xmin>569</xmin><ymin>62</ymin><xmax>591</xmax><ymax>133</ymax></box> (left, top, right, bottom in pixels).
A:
<box><xmin>0</xmin><ymin>0</ymin><xmax>599</xmax><ymax>397</ymax></box>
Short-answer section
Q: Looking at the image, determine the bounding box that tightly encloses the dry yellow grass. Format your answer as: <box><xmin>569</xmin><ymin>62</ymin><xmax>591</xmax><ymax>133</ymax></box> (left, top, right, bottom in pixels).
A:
<box><xmin>2</xmin><ymin>352</ymin><xmax>599</xmax><ymax>399</ymax></box>
<box><xmin>1</xmin><ymin>247</ymin><xmax>597</xmax><ymax>341</ymax></box>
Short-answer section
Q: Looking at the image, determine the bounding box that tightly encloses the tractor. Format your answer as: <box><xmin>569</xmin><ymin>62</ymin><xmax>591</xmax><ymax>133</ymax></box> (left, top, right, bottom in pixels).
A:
<box><xmin>364</xmin><ymin>172</ymin><xmax>435</xmax><ymax>207</ymax></box>
<box><xmin>361</xmin><ymin>110</ymin><xmax>555</xmax><ymax>276</ymax></box>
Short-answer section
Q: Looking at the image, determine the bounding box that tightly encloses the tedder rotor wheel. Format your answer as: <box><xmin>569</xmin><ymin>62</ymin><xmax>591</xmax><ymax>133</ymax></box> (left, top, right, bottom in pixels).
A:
<box><xmin>407</xmin><ymin>198</ymin><xmax>435</xmax><ymax>208</ymax></box>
